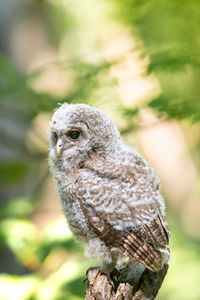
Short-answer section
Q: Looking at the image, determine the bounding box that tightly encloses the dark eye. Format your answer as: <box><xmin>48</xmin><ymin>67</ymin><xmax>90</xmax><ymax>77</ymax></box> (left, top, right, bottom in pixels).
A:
<box><xmin>52</xmin><ymin>131</ymin><xmax>58</xmax><ymax>144</ymax></box>
<box><xmin>68</xmin><ymin>130</ymin><xmax>80</xmax><ymax>140</ymax></box>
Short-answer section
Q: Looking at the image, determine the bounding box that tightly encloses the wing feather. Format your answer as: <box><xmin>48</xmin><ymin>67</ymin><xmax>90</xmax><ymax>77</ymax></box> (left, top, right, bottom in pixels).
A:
<box><xmin>80</xmin><ymin>201</ymin><xmax>168</xmax><ymax>272</ymax></box>
<box><xmin>75</xmin><ymin>157</ymin><xmax>170</xmax><ymax>272</ymax></box>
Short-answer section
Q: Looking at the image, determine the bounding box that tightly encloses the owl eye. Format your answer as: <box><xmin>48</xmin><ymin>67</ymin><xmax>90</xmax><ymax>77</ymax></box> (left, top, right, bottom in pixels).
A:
<box><xmin>68</xmin><ymin>130</ymin><xmax>80</xmax><ymax>140</ymax></box>
<box><xmin>52</xmin><ymin>131</ymin><xmax>58</xmax><ymax>144</ymax></box>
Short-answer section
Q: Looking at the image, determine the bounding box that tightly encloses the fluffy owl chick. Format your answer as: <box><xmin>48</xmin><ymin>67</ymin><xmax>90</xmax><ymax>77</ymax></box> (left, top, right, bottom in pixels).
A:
<box><xmin>49</xmin><ymin>103</ymin><xmax>170</xmax><ymax>282</ymax></box>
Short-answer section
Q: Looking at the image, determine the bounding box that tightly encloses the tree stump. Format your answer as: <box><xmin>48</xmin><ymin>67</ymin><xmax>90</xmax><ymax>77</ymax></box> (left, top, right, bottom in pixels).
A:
<box><xmin>85</xmin><ymin>264</ymin><xmax>168</xmax><ymax>300</ymax></box>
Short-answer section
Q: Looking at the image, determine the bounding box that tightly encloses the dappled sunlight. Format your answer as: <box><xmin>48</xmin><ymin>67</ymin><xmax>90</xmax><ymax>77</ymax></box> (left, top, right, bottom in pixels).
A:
<box><xmin>101</xmin><ymin>25</ymin><xmax>161</xmax><ymax>107</ymax></box>
<box><xmin>137</xmin><ymin>110</ymin><xmax>198</xmax><ymax>204</ymax></box>
<box><xmin>0</xmin><ymin>0</ymin><xmax>200</xmax><ymax>299</ymax></box>
<box><xmin>0</xmin><ymin>275</ymin><xmax>38</xmax><ymax>300</ymax></box>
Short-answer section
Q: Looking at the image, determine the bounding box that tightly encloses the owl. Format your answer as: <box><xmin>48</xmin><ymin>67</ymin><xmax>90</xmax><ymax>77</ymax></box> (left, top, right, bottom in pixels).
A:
<box><xmin>49</xmin><ymin>103</ymin><xmax>170</xmax><ymax>283</ymax></box>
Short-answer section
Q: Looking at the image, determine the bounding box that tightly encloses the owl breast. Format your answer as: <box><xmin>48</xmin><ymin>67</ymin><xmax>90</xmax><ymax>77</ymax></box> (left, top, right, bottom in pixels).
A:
<box><xmin>57</xmin><ymin>176</ymin><xmax>92</xmax><ymax>241</ymax></box>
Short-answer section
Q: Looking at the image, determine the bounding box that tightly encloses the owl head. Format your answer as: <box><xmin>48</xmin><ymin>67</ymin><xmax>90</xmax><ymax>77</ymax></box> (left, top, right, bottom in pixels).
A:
<box><xmin>49</xmin><ymin>103</ymin><xmax>121</xmax><ymax>166</ymax></box>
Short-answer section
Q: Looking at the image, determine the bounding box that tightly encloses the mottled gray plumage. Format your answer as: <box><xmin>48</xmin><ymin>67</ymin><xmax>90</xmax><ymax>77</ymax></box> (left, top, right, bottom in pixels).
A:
<box><xmin>49</xmin><ymin>103</ymin><xmax>170</xmax><ymax>281</ymax></box>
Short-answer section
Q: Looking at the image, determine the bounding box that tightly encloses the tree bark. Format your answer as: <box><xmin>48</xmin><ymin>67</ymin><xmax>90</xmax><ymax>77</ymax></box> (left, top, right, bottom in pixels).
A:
<box><xmin>85</xmin><ymin>264</ymin><xmax>168</xmax><ymax>300</ymax></box>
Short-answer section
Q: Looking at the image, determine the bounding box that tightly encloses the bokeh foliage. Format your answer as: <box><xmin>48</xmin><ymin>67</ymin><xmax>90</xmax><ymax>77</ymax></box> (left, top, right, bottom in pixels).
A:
<box><xmin>0</xmin><ymin>0</ymin><xmax>200</xmax><ymax>299</ymax></box>
<box><xmin>114</xmin><ymin>0</ymin><xmax>200</xmax><ymax>122</ymax></box>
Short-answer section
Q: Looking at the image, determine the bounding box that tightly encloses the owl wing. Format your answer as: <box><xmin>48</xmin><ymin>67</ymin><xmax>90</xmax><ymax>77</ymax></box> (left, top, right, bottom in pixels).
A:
<box><xmin>75</xmin><ymin>163</ymin><xmax>170</xmax><ymax>272</ymax></box>
<box><xmin>80</xmin><ymin>199</ymin><xmax>169</xmax><ymax>272</ymax></box>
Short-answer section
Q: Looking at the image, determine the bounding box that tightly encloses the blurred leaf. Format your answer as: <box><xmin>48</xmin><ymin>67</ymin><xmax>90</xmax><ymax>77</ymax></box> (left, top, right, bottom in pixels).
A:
<box><xmin>148</xmin><ymin>50</ymin><xmax>200</xmax><ymax>73</ymax></box>
<box><xmin>35</xmin><ymin>220</ymin><xmax>83</xmax><ymax>262</ymax></box>
<box><xmin>35</xmin><ymin>260</ymin><xmax>88</xmax><ymax>300</ymax></box>
<box><xmin>114</xmin><ymin>0</ymin><xmax>200</xmax><ymax>123</ymax></box>
<box><xmin>0</xmin><ymin>274</ymin><xmax>38</xmax><ymax>300</ymax></box>
<box><xmin>148</xmin><ymin>95</ymin><xmax>200</xmax><ymax>120</ymax></box>
<box><xmin>0</xmin><ymin>219</ymin><xmax>40</xmax><ymax>269</ymax></box>
<box><xmin>0</xmin><ymin>197</ymin><xmax>34</xmax><ymax>219</ymax></box>
<box><xmin>0</xmin><ymin>162</ymin><xmax>29</xmax><ymax>184</ymax></box>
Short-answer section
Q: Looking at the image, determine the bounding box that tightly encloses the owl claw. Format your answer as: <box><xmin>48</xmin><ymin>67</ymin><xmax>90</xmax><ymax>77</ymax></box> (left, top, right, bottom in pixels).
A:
<box><xmin>102</xmin><ymin>272</ymin><xmax>115</xmax><ymax>287</ymax></box>
<box><xmin>85</xmin><ymin>266</ymin><xmax>115</xmax><ymax>287</ymax></box>
<box><xmin>100</xmin><ymin>267</ymin><xmax>115</xmax><ymax>288</ymax></box>
<box><xmin>86</xmin><ymin>266</ymin><xmax>100</xmax><ymax>276</ymax></box>
<box><xmin>84</xmin><ymin>266</ymin><xmax>101</xmax><ymax>284</ymax></box>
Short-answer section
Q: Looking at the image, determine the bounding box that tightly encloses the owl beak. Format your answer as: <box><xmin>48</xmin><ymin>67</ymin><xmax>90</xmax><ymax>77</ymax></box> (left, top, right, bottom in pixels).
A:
<box><xmin>56</xmin><ymin>139</ymin><xmax>62</xmax><ymax>157</ymax></box>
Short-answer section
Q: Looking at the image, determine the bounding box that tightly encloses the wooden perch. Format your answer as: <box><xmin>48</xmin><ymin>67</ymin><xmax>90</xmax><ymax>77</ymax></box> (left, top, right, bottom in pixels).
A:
<box><xmin>85</xmin><ymin>264</ymin><xmax>168</xmax><ymax>300</ymax></box>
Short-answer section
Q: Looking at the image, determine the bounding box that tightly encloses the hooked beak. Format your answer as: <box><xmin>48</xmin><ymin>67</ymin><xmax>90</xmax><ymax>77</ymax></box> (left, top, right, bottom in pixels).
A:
<box><xmin>56</xmin><ymin>138</ymin><xmax>62</xmax><ymax>157</ymax></box>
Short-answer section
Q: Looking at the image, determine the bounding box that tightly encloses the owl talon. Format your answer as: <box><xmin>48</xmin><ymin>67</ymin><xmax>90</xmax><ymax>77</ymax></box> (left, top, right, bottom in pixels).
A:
<box><xmin>85</xmin><ymin>266</ymin><xmax>114</xmax><ymax>287</ymax></box>
<box><xmin>86</xmin><ymin>266</ymin><xmax>100</xmax><ymax>276</ymax></box>
<box><xmin>99</xmin><ymin>267</ymin><xmax>115</xmax><ymax>287</ymax></box>
<box><xmin>102</xmin><ymin>271</ymin><xmax>115</xmax><ymax>287</ymax></box>
<box><xmin>85</xmin><ymin>266</ymin><xmax>101</xmax><ymax>285</ymax></box>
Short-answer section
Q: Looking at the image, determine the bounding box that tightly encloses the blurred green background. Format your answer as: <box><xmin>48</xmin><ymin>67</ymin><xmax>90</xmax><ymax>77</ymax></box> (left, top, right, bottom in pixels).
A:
<box><xmin>0</xmin><ymin>0</ymin><xmax>200</xmax><ymax>299</ymax></box>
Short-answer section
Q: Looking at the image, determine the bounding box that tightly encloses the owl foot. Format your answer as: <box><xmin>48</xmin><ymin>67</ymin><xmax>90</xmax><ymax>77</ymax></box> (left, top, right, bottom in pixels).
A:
<box><xmin>101</xmin><ymin>271</ymin><xmax>113</xmax><ymax>286</ymax></box>
<box><xmin>84</xmin><ymin>266</ymin><xmax>100</xmax><ymax>284</ymax></box>
<box><xmin>85</xmin><ymin>266</ymin><xmax>115</xmax><ymax>288</ymax></box>
<box><xmin>86</xmin><ymin>266</ymin><xmax>100</xmax><ymax>275</ymax></box>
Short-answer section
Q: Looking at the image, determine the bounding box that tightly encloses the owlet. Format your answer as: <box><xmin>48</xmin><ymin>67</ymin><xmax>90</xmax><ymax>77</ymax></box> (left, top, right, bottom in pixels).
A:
<box><xmin>49</xmin><ymin>103</ymin><xmax>170</xmax><ymax>282</ymax></box>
